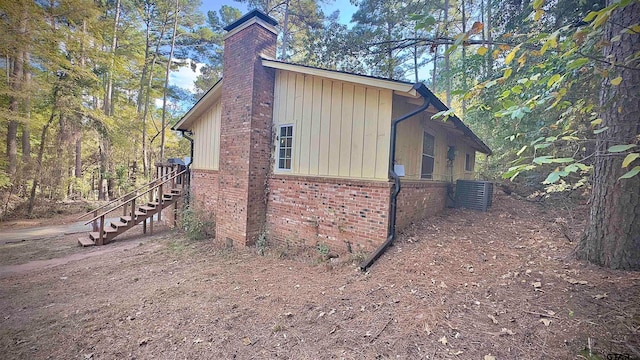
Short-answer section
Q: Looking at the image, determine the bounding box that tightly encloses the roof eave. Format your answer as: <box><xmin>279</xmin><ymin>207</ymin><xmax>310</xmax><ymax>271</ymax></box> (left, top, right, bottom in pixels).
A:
<box><xmin>261</xmin><ymin>58</ymin><xmax>415</xmax><ymax>94</ymax></box>
<box><xmin>172</xmin><ymin>79</ymin><xmax>223</xmax><ymax>131</ymax></box>
<box><xmin>414</xmin><ymin>84</ymin><xmax>492</xmax><ymax>155</ymax></box>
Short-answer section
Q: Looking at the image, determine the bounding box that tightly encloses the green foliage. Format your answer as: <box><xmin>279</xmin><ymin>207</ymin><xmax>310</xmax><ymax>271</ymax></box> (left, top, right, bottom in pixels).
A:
<box><xmin>180</xmin><ymin>202</ymin><xmax>215</xmax><ymax>241</ymax></box>
<box><xmin>316</xmin><ymin>242</ymin><xmax>330</xmax><ymax>257</ymax></box>
<box><xmin>455</xmin><ymin>0</ymin><xmax>640</xmax><ymax>192</ymax></box>
<box><xmin>256</xmin><ymin>230</ymin><xmax>268</xmax><ymax>256</ymax></box>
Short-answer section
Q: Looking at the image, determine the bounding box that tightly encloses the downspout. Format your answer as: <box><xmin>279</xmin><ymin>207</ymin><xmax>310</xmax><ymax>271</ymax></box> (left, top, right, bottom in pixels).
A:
<box><xmin>360</xmin><ymin>83</ymin><xmax>431</xmax><ymax>271</ymax></box>
<box><xmin>179</xmin><ymin>130</ymin><xmax>194</xmax><ymax>168</ymax></box>
<box><xmin>179</xmin><ymin>130</ymin><xmax>194</xmax><ymax>204</ymax></box>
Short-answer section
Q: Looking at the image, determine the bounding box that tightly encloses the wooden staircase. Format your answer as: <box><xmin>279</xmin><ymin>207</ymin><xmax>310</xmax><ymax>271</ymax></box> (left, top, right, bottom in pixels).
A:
<box><xmin>78</xmin><ymin>164</ymin><xmax>189</xmax><ymax>247</ymax></box>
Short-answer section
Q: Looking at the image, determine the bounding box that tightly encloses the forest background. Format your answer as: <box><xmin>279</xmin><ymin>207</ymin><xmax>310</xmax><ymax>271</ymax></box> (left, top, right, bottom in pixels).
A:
<box><xmin>1</xmin><ymin>0</ymin><xmax>638</xmax><ymax>269</ymax></box>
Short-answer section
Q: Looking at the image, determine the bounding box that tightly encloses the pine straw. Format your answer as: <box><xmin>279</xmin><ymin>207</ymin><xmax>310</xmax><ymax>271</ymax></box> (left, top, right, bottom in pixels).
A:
<box><xmin>0</xmin><ymin>193</ymin><xmax>638</xmax><ymax>359</ymax></box>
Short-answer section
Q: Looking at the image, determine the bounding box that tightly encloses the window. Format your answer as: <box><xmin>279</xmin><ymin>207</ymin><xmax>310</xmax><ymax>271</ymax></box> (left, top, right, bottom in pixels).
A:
<box><xmin>277</xmin><ymin>125</ymin><xmax>293</xmax><ymax>170</ymax></box>
<box><xmin>465</xmin><ymin>153</ymin><xmax>474</xmax><ymax>171</ymax></box>
<box><xmin>421</xmin><ymin>132</ymin><xmax>435</xmax><ymax>179</ymax></box>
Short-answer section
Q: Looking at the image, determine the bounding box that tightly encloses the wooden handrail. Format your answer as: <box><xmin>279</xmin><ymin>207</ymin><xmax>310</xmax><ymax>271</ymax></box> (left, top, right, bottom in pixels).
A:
<box><xmin>84</xmin><ymin>169</ymin><xmax>188</xmax><ymax>225</ymax></box>
<box><xmin>77</xmin><ymin>168</ymin><xmax>180</xmax><ymax>220</ymax></box>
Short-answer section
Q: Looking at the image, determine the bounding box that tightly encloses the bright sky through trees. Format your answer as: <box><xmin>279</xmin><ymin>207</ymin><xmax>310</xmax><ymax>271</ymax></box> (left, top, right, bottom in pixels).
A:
<box><xmin>170</xmin><ymin>0</ymin><xmax>359</xmax><ymax>94</ymax></box>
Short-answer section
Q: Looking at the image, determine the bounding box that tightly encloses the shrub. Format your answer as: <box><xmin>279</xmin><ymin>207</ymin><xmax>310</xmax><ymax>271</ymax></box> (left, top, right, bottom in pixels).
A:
<box><xmin>180</xmin><ymin>202</ymin><xmax>215</xmax><ymax>241</ymax></box>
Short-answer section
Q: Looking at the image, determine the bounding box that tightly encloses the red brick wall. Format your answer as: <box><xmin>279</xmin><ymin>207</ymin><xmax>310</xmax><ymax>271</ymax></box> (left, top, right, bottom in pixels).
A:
<box><xmin>217</xmin><ymin>21</ymin><xmax>277</xmax><ymax>247</ymax></box>
<box><xmin>191</xmin><ymin>169</ymin><xmax>219</xmax><ymax>214</ymax></box>
<box><xmin>395</xmin><ymin>180</ymin><xmax>448</xmax><ymax>231</ymax></box>
<box><xmin>266</xmin><ymin>175</ymin><xmax>391</xmax><ymax>253</ymax></box>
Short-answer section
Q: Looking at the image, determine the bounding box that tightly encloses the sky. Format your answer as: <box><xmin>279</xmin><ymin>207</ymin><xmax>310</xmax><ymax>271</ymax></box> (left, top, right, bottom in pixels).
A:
<box><xmin>169</xmin><ymin>0</ymin><xmax>358</xmax><ymax>93</ymax></box>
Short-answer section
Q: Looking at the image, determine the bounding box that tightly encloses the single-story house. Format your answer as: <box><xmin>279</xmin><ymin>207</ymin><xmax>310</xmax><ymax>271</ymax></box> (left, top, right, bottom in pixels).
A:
<box><xmin>172</xmin><ymin>10</ymin><xmax>491</xmax><ymax>264</ymax></box>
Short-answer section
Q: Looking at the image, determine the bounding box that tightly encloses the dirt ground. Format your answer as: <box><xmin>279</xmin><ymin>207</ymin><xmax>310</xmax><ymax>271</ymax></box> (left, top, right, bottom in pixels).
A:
<box><xmin>0</xmin><ymin>193</ymin><xmax>638</xmax><ymax>359</ymax></box>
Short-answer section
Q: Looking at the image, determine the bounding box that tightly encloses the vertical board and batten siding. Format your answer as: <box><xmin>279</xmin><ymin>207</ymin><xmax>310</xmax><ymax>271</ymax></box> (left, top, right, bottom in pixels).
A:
<box><xmin>393</xmin><ymin>95</ymin><xmax>478</xmax><ymax>181</ymax></box>
<box><xmin>272</xmin><ymin>70</ymin><xmax>393</xmax><ymax>180</ymax></box>
<box><xmin>191</xmin><ymin>99</ymin><xmax>221</xmax><ymax>170</ymax></box>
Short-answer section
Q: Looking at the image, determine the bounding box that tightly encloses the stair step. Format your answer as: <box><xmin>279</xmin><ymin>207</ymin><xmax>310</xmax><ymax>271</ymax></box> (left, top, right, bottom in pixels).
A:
<box><xmin>171</xmin><ymin>188</ymin><xmax>182</xmax><ymax>194</ymax></box>
<box><xmin>148</xmin><ymin>201</ymin><xmax>160</xmax><ymax>206</ymax></box>
<box><xmin>110</xmin><ymin>221</ymin><xmax>128</xmax><ymax>229</ymax></box>
<box><xmin>90</xmin><ymin>227</ymin><xmax>118</xmax><ymax>239</ymax></box>
<box><xmin>139</xmin><ymin>205</ymin><xmax>156</xmax><ymax>212</ymax></box>
<box><xmin>135</xmin><ymin>211</ymin><xmax>146</xmax><ymax>217</ymax></box>
<box><xmin>121</xmin><ymin>216</ymin><xmax>132</xmax><ymax>223</ymax></box>
<box><xmin>78</xmin><ymin>237</ymin><xmax>95</xmax><ymax>247</ymax></box>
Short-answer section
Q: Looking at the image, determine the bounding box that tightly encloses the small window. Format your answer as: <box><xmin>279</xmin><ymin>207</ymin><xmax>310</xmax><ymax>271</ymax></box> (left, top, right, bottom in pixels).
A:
<box><xmin>421</xmin><ymin>132</ymin><xmax>435</xmax><ymax>179</ymax></box>
<box><xmin>465</xmin><ymin>153</ymin><xmax>474</xmax><ymax>171</ymax></box>
<box><xmin>277</xmin><ymin>125</ymin><xmax>293</xmax><ymax>170</ymax></box>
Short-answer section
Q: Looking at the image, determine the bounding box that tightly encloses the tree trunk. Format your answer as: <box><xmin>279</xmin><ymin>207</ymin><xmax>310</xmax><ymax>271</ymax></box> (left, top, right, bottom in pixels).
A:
<box><xmin>104</xmin><ymin>0</ymin><xmax>120</xmax><ymax>117</ymax></box>
<box><xmin>137</xmin><ymin>7</ymin><xmax>152</xmax><ymax>176</ymax></box>
<box><xmin>578</xmin><ymin>1</ymin><xmax>640</xmax><ymax>270</ymax></box>
<box><xmin>28</xmin><ymin>109</ymin><xmax>56</xmax><ymax>215</ymax></box>
<box><xmin>75</xmin><ymin>137</ymin><xmax>82</xmax><ymax>178</ymax></box>
<box><xmin>160</xmin><ymin>0</ymin><xmax>179</xmax><ymax>163</ymax></box>
<box><xmin>461</xmin><ymin>0</ymin><xmax>467</xmax><ymax>115</ymax></box>
<box><xmin>443</xmin><ymin>0</ymin><xmax>451</xmax><ymax>106</ymax></box>
<box><xmin>486</xmin><ymin>0</ymin><xmax>493</xmax><ymax>75</ymax></box>
<box><xmin>141</xmin><ymin>8</ymin><xmax>169</xmax><ymax>177</ymax></box>
<box><xmin>7</xmin><ymin>51</ymin><xmax>23</xmax><ymax>176</ymax></box>
<box><xmin>7</xmin><ymin>121</ymin><xmax>19</xmax><ymax>176</ymax></box>
<box><xmin>98</xmin><ymin>141</ymin><xmax>108</xmax><ymax>201</ymax></box>
<box><xmin>21</xmin><ymin>51</ymin><xmax>31</xmax><ymax>164</ymax></box>
<box><xmin>480</xmin><ymin>0</ymin><xmax>486</xmax><ymax>77</ymax></box>
<box><xmin>280</xmin><ymin>0</ymin><xmax>290</xmax><ymax>60</ymax></box>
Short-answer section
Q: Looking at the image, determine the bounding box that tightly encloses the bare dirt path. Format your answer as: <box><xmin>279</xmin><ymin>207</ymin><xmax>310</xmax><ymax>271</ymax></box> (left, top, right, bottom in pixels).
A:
<box><xmin>0</xmin><ymin>194</ymin><xmax>638</xmax><ymax>360</ymax></box>
<box><xmin>0</xmin><ymin>218</ymin><xmax>119</xmax><ymax>244</ymax></box>
<box><xmin>0</xmin><ymin>239</ymin><xmax>157</xmax><ymax>278</ymax></box>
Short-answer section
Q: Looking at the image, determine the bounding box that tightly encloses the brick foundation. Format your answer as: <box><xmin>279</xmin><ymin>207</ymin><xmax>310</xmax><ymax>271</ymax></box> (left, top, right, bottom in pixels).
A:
<box><xmin>190</xmin><ymin>169</ymin><xmax>219</xmax><ymax>214</ymax></box>
<box><xmin>396</xmin><ymin>180</ymin><xmax>448</xmax><ymax>231</ymax></box>
<box><xmin>266</xmin><ymin>175</ymin><xmax>391</xmax><ymax>253</ymax></box>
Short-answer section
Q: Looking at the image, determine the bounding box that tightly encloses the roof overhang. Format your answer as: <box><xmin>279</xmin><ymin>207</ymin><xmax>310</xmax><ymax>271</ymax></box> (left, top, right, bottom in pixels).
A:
<box><xmin>172</xmin><ymin>79</ymin><xmax>222</xmax><ymax>131</ymax></box>
<box><xmin>414</xmin><ymin>84</ymin><xmax>492</xmax><ymax>155</ymax></box>
<box><xmin>262</xmin><ymin>58</ymin><xmax>417</xmax><ymax>97</ymax></box>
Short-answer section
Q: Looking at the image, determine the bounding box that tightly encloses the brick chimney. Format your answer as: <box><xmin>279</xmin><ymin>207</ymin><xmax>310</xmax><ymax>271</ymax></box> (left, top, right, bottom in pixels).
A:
<box><xmin>216</xmin><ymin>10</ymin><xmax>278</xmax><ymax>247</ymax></box>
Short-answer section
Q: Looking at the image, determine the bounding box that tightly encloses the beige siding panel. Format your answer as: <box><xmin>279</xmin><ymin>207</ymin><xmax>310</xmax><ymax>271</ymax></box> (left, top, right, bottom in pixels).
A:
<box><xmin>423</xmin><ymin>120</ymin><xmax>448</xmax><ymax>181</ymax></box>
<box><xmin>309</xmin><ymin>76</ymin><xmax>323</xmax><ymax>175</ymax></box>
<box><xmin>318</xmin><ymin>79</ymin><xmax>332</xmax><ymax>174</ymax></box>
<box><xmin>192</xmin><ymin>100</ymin><xmax>221</xmax><ymax>170</ymax></box>
<box><xmin>350</xmin><ymin>85</ymin><xmax>366</xmax><ymax>178</ymax></box>
<box><xmin>375</xmin><ymin>90</ymin><xmax>392</xmax><ymax>179</ymax></box>
<box><xmin>451</xmin><ymin>140</ymin><xmax>476</xmax><ymax>181</ymax></box>
<box><xmin>271</xmin><ymin>69</ymin><xmax>394</xmax><ymax>180</ymax></box>
<box><xmin>339</xmin><ymin>83</ymin><xmax>354</xmax><ymax>177</ymax></box>
<box><xmin>396</xmin><ymin>115</ymin><xmax>422</xmax><ymax>178</ymax></box>
<box><xmin>362</xmin><ymin>89</ymin><xmax>379</xmax><ymax>179</ymax></box>
<box><xmin>328</xmin><ymin>82</ymin><xmax>342</xmax><ymax>176</ymax></box>
<box><xmin>285</xmin><ymin>72</ymin><xmax>297</xmax><ymax>171</ymax></box>
<box><xmin>213</xmin><ymin>102</ymin><xmax>221</xmax><ymax>168</ymax></box>
<box><xmin>293</xmin><ymin>74</ymin><xmax>305</xmax><ymax>172</ymax></box>
<box><xmin>299</xmin><ymin>75</ymin><xmax>313</xmax><ymax>174</ymax></box>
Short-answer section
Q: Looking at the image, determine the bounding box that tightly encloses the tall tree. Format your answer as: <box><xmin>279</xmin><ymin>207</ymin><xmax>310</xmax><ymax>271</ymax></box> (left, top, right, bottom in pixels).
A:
<box><xmin>237</xmin><ymin>0</ymin><xmax>325</xmax><ymax>61</ymax></box>
<box><xmin>351</xmin><ymin>0</ymin><xmax>426</xmax><ymax>80</ymax></box>
<box><xmin>578</xmin><ymin>1</ymin><xmax>640</xmax><ymax>270</ymax></box>
<box><xmin>160</xmin><ymin>0</ymin><xmax>179</xmax><ymax>163</ymax></box>
<box><xmin>193</xmin><ymin>5</ymin><xmax>241</xmax><ymax>97</ymax></box>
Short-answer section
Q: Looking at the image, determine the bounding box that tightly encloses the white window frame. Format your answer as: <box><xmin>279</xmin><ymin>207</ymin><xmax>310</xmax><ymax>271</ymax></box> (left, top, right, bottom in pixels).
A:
<box><xmin>277</xmin><ymin>124</ymin><xmax>294</xmax><ymax>171</ymax></box>
<box><xmin>465</xmin><ymin>153</ymin><xmax>474</xmax><ymax>172</ymax></box>
<box><xmin>421</xmin><ymin>131</ymin><xmax>435</xmax><ymax>179</ymax></box>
